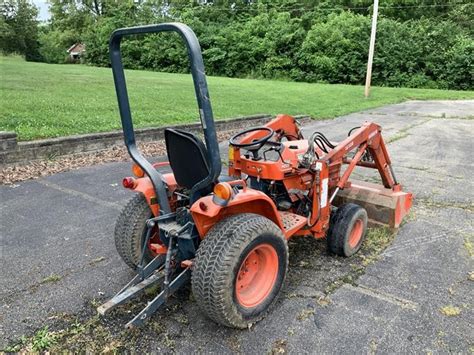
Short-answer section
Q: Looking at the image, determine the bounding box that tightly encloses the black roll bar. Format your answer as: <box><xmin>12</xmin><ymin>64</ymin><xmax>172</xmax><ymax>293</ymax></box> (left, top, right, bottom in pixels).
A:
<box><xmin>109</xmin><ymin>23</ymin><xmax>222</xmax><ymax>214</ymax></box>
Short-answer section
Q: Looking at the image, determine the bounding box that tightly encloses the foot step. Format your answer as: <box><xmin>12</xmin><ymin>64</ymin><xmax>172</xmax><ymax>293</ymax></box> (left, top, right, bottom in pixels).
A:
<box><xmin>278</xmin><ymin>211</ymin><xmax>307</xmax><ymax>237</ymax></box>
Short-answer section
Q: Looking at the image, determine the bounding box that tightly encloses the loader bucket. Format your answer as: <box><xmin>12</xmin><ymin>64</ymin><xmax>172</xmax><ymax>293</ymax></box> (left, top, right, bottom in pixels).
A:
<box><xmin>333</xmin><ymin>180</ymin><xmax>413</xmax><ymax>228</ymax></box>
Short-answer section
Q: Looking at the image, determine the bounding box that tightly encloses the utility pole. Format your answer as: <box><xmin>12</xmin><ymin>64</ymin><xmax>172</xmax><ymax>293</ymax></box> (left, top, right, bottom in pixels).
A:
<box><xmin>364</xmin><ymin>0</ymin><xmax>379</xmax><ymax>98</ymax></box>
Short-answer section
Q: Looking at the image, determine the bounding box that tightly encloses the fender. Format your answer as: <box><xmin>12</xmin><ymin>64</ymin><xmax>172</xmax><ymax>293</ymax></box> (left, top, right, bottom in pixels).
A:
<box><xmin>130</xmin><ymin>174</ymin><xmax>177</xmax><ymax>216</ymax></box>
<box><xmin>190</xmin><ymin>188</ymin><xmax>283</xmax><ymax>238</ymax></box>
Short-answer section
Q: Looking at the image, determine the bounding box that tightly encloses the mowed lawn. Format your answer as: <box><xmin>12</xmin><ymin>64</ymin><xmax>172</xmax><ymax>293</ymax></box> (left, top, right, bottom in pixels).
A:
<box><xmin>1</xmin><ymin>56</ymin><xmax>473</xmax><ymax>141</ymax></box>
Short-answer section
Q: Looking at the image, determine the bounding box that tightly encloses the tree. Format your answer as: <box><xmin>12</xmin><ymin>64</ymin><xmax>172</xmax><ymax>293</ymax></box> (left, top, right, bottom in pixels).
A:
<box><xmin>19</xmin><ymin>0</ymin><xmax>473</xmax><ymax>90</ymax></box>
<box><xmin>0</xmin><ymin>0</ymin><xmax>42</xmax><ymax>61</ymax></box>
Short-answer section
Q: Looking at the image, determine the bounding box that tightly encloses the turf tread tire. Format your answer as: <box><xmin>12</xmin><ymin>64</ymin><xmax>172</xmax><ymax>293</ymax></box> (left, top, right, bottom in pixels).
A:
<box><xmin>114</xmin><ymin>193</ymin><xmax>157</xmax><ymax>270</ymax></box>
<box><xmin>192</xmin><ymin>213</ymin><xmax>288</xmax><ymax>329</ymax></box>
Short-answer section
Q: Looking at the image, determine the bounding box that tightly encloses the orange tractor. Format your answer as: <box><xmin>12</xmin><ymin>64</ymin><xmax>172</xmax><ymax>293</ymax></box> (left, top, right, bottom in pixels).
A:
<box><xmin>98</xmin><ymin>23</ymin><xmax>412</xmax><ymax>329</ymax></box>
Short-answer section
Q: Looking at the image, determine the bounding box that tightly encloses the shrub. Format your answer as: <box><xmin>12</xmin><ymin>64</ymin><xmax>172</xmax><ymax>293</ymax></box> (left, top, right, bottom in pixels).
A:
<box><xmin>299</xmin><ymin>12</ymin><xmax>370</xmax><ymax>84</ymax></box>
<box><xmin>30</xmin><ymin>2</ymin><xmax>473</xmax><ymax>90</ymax></box>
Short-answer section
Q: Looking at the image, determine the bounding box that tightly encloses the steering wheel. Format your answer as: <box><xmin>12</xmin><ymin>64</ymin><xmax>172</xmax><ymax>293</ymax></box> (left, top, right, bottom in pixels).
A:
<box><xmin>229</xmin><ymin>127</ymin><xmax>274</xmax><ymax>150</ymax></box>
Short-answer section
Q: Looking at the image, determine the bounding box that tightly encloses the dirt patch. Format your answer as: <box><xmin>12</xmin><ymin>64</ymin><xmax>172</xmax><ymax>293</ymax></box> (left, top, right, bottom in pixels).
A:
<box><xmin>270</xmin><ymin>339</ymin><xmax>288</xmax><ymax>354</ymax></box>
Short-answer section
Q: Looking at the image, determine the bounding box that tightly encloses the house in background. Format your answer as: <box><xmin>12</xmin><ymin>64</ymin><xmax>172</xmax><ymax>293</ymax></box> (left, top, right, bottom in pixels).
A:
<box><xmin>66</xmin><ymin>43</ymin><xmax>85</xmax><ymax>61</ymax></box>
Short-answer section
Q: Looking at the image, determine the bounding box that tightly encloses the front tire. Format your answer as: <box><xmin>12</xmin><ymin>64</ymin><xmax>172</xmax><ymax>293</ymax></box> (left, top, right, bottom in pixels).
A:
<box><xmin>327</xmin><ymin>203</ymin><xmax>368</xmax><ymax>257</ymax></box>
<box><xmin>192</xmin><ymin>213</ymin><xmax>288</xmax><ymax>328</ymax></box>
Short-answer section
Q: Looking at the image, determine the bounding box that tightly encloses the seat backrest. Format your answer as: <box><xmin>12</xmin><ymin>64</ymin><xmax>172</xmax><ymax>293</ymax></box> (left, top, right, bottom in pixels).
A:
<box><xmin>164</xmin><ymin>128</ymin><xmax>210</xmax><ymax>191</ymax></box>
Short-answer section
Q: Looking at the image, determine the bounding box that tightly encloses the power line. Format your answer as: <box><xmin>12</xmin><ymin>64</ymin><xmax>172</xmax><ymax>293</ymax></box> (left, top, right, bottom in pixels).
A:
<box><xmin>169</xmin><ymin>2</ymin><xmax>472</xmax><ymax>12</ymax></box>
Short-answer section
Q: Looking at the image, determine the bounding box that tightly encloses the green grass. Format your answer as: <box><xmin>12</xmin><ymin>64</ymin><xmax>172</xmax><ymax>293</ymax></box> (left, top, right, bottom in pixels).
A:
<box><xmin>40</xmin><ymin>274</ymin><xmax>62</xmax><ymax>284</ymax></box>
<box><xmin>4</xmin><ymin>326</ymin><xmax>58</xmax><ymax>352</ymax></box>
<box><xmin>1</xmin><ymin>55</ymin><xmax>473</xmax><ymax>141</ymax></box>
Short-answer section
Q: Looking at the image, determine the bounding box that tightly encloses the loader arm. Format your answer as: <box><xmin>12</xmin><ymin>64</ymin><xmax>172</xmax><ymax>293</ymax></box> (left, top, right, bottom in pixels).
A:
<box><xmin>323</xmin><ymin>122</ymin><xmax>398</xmax><ymax>190</ymax></box>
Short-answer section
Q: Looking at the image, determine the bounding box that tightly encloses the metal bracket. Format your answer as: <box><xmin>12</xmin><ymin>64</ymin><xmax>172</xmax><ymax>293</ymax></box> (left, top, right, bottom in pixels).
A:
<box><xmin>98</xmin><ymin>210</ymin><xmax>194</xmax><ymax>327</ymax></box>
<box><xmin>135</xmin><ymin>212</ymin><xmax>184</xmax><ymax>280</ymax></box>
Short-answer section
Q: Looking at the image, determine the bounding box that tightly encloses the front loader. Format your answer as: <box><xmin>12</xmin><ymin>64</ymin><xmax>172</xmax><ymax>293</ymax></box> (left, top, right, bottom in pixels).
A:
<box><xmin>98</xmin><ymin>22</ymin><xmax>412</xmax><ymax>329</ymax></box>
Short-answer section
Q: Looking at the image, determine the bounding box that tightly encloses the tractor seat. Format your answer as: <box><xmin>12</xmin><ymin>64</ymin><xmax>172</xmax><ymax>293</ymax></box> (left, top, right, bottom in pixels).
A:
<box><xmin>165</xmin><ymin>128</ymin><xmax>232</xmax><ymax>197</ymax></box>
<box><xmin>165</xmin><ymin>128</ymin><xmax>211</xmax><ymax>193</ymax></box>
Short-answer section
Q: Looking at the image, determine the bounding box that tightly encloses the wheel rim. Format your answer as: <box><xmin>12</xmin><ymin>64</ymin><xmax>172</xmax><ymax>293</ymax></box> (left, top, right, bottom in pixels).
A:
<box><xmin>348</xmin><ymin>219</ymin><xmax>363</xmax><ymax>249</ymax></box>
<box><xmin>235</xmin><ymin>244</ymin><xmax>279</xmax><ymax>308</ymax></box>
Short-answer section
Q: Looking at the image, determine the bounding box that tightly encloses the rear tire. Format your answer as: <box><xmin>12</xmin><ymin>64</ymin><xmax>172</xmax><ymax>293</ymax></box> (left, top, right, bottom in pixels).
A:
<box><xmin>327</xmin><ymin>203</ymin><xmax>368</xmax><ymax>257</ymax></box>
<box><xmin>192</xmin><ymin>213</ymin><xmax>288</xmax><ymax>329</ymax></box>
<box><xmin>114</xmin><ymin>194</ymin><xmax>162</xmax><ymax>270</ymax></box>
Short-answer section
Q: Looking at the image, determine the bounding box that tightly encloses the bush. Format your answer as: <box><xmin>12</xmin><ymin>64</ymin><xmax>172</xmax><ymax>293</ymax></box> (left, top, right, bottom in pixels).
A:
<box><xmin>299</xmin><ymin>12</ymin><xmax>370</xmax><ymax>84</ymax></box>
<box><xmin>443</xmin><ymin>36</ymin><xmax>473</xmax><ymax>91</ymax></box>
<box><xmin>374</xmin><ymin>18</ymin><xmax>472</xmax><ymax>90</ymax></box>
<box><xmin>297</xmin><ymin>12</ymin><xmax>472</xmax><ymax>90</ymax></box>
<box><xmin>38</xmin><ymin>29</ymin><xmax>70</xmax><ymax>63</ymax></box>
<box><xmin>29</xmin><ymin>2</ymin><xmax>473</xmax><ymax>90</ymax></box>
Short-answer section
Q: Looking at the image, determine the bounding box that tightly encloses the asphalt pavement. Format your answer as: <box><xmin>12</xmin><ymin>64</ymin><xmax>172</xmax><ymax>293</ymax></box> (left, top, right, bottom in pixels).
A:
<box><xmin>1</xmin><ymin>100</ymin><xmax>473</xmax><ymax>353</ymax></box>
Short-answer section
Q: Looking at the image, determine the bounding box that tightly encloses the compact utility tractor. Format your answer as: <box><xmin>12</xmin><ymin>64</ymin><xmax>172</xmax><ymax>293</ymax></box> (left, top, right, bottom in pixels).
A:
<box><xmin>98</xmin><ymin>23</ymin><xmax>412</xmax><ymax>329</ymax></box>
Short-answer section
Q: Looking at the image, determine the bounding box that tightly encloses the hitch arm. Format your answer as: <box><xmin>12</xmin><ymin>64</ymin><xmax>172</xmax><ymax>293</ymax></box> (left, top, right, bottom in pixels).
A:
<box><xmin>97</xmin><ymin>271</ymin><xmax>165</xmax><ymax>316</ymax></box>
<box><xmin>97</xmin><ymin>253</ymin><xmax>166</xmax><ymax>316</ymax></box>
<box><xmin>125</xmin><ymin>267</ymin><xmax>191</xmax><ymax>328</ymax></box>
